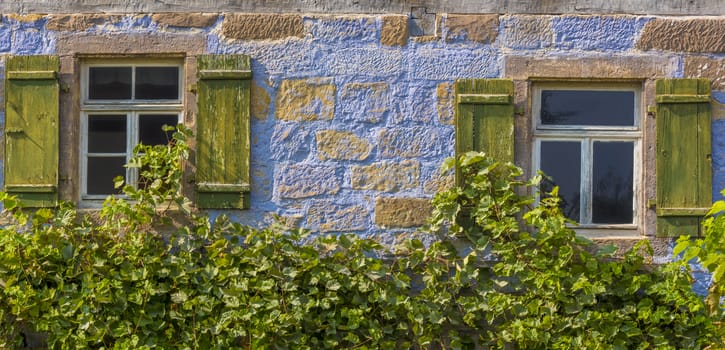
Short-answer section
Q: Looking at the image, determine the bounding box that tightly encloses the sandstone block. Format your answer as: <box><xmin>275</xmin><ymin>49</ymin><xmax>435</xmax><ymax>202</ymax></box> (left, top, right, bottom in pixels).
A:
<box><xmin>504</xmin><ymin>55</ymin><xmax>678</xmax><ymax>80</ymax></box>
<box><xmin>339</xmin><ymin>82</ymin><xmax>389</xmax><ymax>123</ymax></box>
<box><xmin>276</xmin><ymin>163</ymin><xmax>340</xmax><ymax>198</ymax></box>
<box><xmin>380</xmin><ymin>15</ymin><xmax>408</xmax><ymax>46</ymax></box>
<box><xmin>684</xmin><ymin>56</ymin><xmax>725</xmax><ymax>91</ymax></box>
<box><xmin>152</xmin><ymin>13</ymin><xmax>218</xmax><ymax>28</ymax></box>
<box><xmin>714</xmin><ymin>100</ymin><xmax>725</xmax><ymax>121</ymax></box>
<box><xmin>500</xmin><ymin>15</ymin><xmax>553</xmax><ymax>49</ymax></box>
<box><xmin>316</xmin><ymin>130</ymin><xmax>372</xmax><ymax>161</ymax></box>
<box><xmin>378</xmin><ymin>127</ymin><xmax>445</xmax><ymax>159</ymax></box>
<box><xmin>350</xmin><ymin>160</ymin><xmax>420</xmax><ymax>192</ymax></box>
<box><xmin>423</xmin><ymin>171</ymin><xmax>455</xmax><ymax>194</ymax></box>
<box><xmin>636</xmin><ymin>18</ymin><xmax>725</xmax><ymax>53</ymax></box>
<box><xmin>436</xmin><ymin>82</ymin><xmax>454</xmax><ymax>125</ymax></box>
<box><xmin>46</xmin><ymin>14</ymin><xmax>122</xmax><ymax>31</ymax></box>
<box><xmin>375</xmin><ymin>197</ymin><xmax>432</xmax><ymax>228</ymax></box>
<box><xmin>444</xmin><ymin>14</ymin><xmax>499</xmax><ymax>43</ymax></box>
<box><xmin>251</xmin><ymin>81</ymin><xmax>271</xmax><ymax>120</ymax></box>
<box><xmin>276</xmin><ymin>78</ymin><xmax>335</xmax><ymax>121</ymax></box>
<box><xmin>222</xmin><ymin>13</ymin><xmax>303</xmax><ymax>40</ymax></box>
<box><xmin>57</xmin><ymin>32</ymin><xmax>206</xmax><ymax>55</ymax></box>
<box><xmin>307</xmin><ymin>201</ymin><xmax>369</xmax><ymax>232</ymax></box>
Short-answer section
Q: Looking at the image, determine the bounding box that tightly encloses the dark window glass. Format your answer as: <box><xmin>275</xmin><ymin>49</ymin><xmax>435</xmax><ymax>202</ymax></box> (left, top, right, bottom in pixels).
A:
<box><xmin>88</xmin><ymin>115</ymin><xmax>127</xmax><ymax>153</ymax></box>
<box><xmin>89</xmin><ymin>67</ymin><xmax>132</xmax><ymax>100</ymax></box>
<box><xmin>139</xmin><ymin>114</ymin><xmax>178</xmax><ymax>146</ymax></box>
<box><xmin>540</xmin><ymin>90</ymin><xmax>635</xmax><ymax>126</ymax></box>
<box><xmin>87</xmin><ymin>156</ymin><xmax>126</xmax><ymax>195</ymax></box>
<box><xmin>540</xmin><ymin>141</ymin><xmax>581</xmax><ymax>222</ymax></box>
<box><xmin>135</xmin><ymin>67</ymin><xmax>179</xmax><ymax>100</ymax></box>
<box><xmin>592</xmin><ymin>142</ymin><xmax>634</xmax><ymax>224</ymax></box>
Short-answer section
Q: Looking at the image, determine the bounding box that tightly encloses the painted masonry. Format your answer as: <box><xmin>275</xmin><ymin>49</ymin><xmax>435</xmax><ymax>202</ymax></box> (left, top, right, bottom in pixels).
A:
<box><xmin>1</xmin><ymin>2</ymin><xmax>724</xmax><ymax>294</ymax></box>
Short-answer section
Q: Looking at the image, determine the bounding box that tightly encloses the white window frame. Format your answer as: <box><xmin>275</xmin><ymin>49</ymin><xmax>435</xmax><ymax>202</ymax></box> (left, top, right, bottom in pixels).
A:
<box><xmin>531</xmin><ymin>82</ymin><xmax>643</xmax><ymax>238</ymax></box>
<box><xmin>80</xmin><ymin>59</ymin><xmax>183</xmax><ymax>204</ymax></box>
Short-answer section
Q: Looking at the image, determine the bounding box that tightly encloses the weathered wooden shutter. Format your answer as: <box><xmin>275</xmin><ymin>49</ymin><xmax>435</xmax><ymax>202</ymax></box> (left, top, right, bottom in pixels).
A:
<box><xmin>454</xmin><ymin>79</ymin><xmax>515</xmax><ymax>184</ymax></box>
<box><xmin>196</xmin><ymin>54</ymin><xmax>251</xmax><ymax>209</ymax></box>
<box><xmin>4</xmin><ymin>55</ymin><xmax>59</xmax><ymax>207</ymax></box>
<box><xmin>655</xmin><ymin>78</ymin><xmax>712</xmax><ymax>237</ymax></box>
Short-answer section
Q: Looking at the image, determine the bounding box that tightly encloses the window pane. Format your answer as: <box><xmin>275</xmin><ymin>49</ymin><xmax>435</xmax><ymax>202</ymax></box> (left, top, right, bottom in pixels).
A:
<box><xmin>88</xmin><ymin>115</ymin><xmax>127</xmax><ymax>153</ymax></box>
<box><xmin>540</xmin><ymin>90</ymin><xmax>635</xmax><ymax>126</ymax></box>
<box><xmin>540</xmin><ymin>141</ymin><xmax>581</xmax><ymax>222</ymax></box>
<box><xmin>89</xmin><ymin>67</ymin><xmax>132</xmax><ymax>100</ymax></box>
<box><xmin>139</xmin><ymin>114</ymin><xmax>178</xmax><ymax>146</ymax></box>
<box><xmin>135</xmin><ymin>67</ymin><xmax>179</xmax><ymax>100</ymax></box>
<box><xmin>87</xmin><ymin>157</ymin><xmax>126</xmax><ymax>195</ymax></box>
<box><xmin>592</xmin><ymin>142</ymin><xmax>634</xmax><ymax>224</ymax></box>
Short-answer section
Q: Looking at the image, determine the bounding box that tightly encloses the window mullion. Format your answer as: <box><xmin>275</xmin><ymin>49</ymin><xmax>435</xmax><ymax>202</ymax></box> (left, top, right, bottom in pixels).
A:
<box><xmin>581</xmin><ymin>139</ymin><xmax>592</xmax><ymax>225</ymax></box>
<box><xmin>127</xmin><ymin>112</ymin><xmax>137</xmax><ymax>188</ymax></box>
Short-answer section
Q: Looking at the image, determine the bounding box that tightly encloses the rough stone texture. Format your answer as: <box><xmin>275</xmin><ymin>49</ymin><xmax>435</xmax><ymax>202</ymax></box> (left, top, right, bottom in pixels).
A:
<box><xmin>2</xmin><ymin>0</ymin><xmax>724</xmax><ymax>15</ymax></box>
<box><xmin>711</xmin><ymin>120</ymin><xmax>725</xmax><ymax>201</ymax></box>
<box><xmin>378</xmin><ymin>127</ymin><xmax>446</xmax><ymax>159</ymax></box>
<box><xmin>410</xmin><ymin>46</ymin><xmax>498</xmax><ymax>80</ymax></box>
<box><xmin>380</xmin><ymin>15</ymin><xmax>408</xmax><ymax>46</ymax></box>
<box><xmin>276</xmin><ymin>163</ymin><xmax>340</xmax><ymax>198</ymax></box>
<box><xmin>390</xmin><ymin>83</ymin><xmax>436</xmax><ymax>124</ymax></box>
<box><xmin>46</xmin><ymin>14</ymin><xmax>123</xmax><ymax>31</ymax></box>
<box><xmin>307</xmin><ymin>201</ymin><xmax>368</xmax><ymax>232</ymax></box>
<box><xmin>339</xmin><ymin>82</ymin><xmax>389</xmax><ymax>123</ymax></box>
<box><xmin>0</xmin><ymin>27</ymin><xmax>11</xmax><ymax>52</ymax></box>
<box><xmin>552</xmin><ymin>15</ymin><xmax>647</xmax><ymax>51</ymax></box>
<box><xmin>504</xmin><ymin>55</ymin><xmax>679</xmax><ymax>79</ymax></box>
<box><xmin>251</xmin><ymin>81</ymin><xmax>271</xmax><ymax>120</ymax></box>
<box><xmin>316</xmin><ymin>130</ymin><xmax>372</xmax><ymax>161</ymax></box>
<box><xmin>684</xmin><ymin>56</ymin><xmax>725</xmax><ymax>91</ymax></box>
<box><xmin>715</xmin><ymin>100</ymin><xmax>725</xmax><ymax>121</ymax></box>
<box><xmin>443</xmin><ymin>14</ymin><xmax>498</xmax><ymax>43</ymax></box>
<box><xmin>320</xmin><ymin>47</ymin><xmax>403</xmax><ymax>78</ymax></box>
<box><xmin>500</xmin><ymin>15</ymin><xmax>553</xmax><ymax>49</ymax></box>
<box><xmin>436</xmin><ymin>82</ymin><xmax>454</xmax><ymax>125</ymax></box>
<box><xmin>151</xmin><ymin>12</ymin><xmax>218</xmax><ymax>28</ymax></box>
<box><xmin>636</xmin><ymin>18</ymin><xmax>725</xmax><ymax>53</ymax></box>
<box><xmin>56</xmin><ymin>32</ymin><xmax>206</xmax><ymax>55</ymax></box>
<box><xmin>375</xmin><ymin>197</ymin><xmax>432</xmax><ymax>228</ymax></box>
<box><xmin>12</xmin><ymin>29</ymin><xmax>55</xmax><ymax>55</ymax></box>
<box><xmin>270</xmin><ymin>123</ymin><xmax>311</xmax><ymax>161</ymax></box>
<box><xmin>4</xmin><ymin>14</ymin><xmax>45</xmax><ymax>22</ymax></box>
<box><xmin>350</xmin><ymin>160</ymin><xmax>420</xmax><ymax>192</ymax></box>
<box><xmin>423</xmin><ymin>170</ymin><xmax>454</xmax><ymax>194</ymax></box>
<box><xmin>307</xmin><ymin>16</ymin><xmax>377</xmax><ymax>43</ymax></box>
<box><xmin>222</xmin><ymin>13</ymin><xmax>304</xmax><ymax>40</ymax></box>
<box><xmin>276</xmin><ymin>78</ymin><xmax>335</xmax><ymax>121</ymax></box>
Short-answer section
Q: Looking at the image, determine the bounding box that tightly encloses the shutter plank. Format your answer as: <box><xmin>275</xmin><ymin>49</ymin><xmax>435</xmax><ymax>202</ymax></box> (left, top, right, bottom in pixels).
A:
<box><xmin>196</xmin><ymin>54</ymin><xmax>251</xmax><ymax>209</ymax></box>
<box><xmin>4</xmin><ymin>55</ymin><xmax>59</xmax><ymax>207</ymax></box>
<box><xmin>454</xmin><ymin>79</ymin><xmax>515</xmax><ymax>185</ymax></box>
<box><xmin>656</xmin><ymin>78</ymin><xmax>712</xmax><ymax>237</ymax></box>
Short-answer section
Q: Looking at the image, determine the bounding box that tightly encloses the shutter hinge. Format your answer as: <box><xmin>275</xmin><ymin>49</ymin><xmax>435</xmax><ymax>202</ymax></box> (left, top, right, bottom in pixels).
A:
<box><xmin>647</xmin><ymin>198</ymin><xmax>657</xmax><ymax>209</ymax></box>
<box><xmin>647</xmin><ymin>105</ymin><xmax>656</xmax><ymax>118</ymax></box>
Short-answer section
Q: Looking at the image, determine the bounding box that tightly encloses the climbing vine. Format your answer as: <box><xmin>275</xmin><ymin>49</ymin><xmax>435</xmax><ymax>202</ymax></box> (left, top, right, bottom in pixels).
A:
<box><xmin>0</xmin><ymin>127</ymin><xmax>719</xmax><ymax>349</ymax></box>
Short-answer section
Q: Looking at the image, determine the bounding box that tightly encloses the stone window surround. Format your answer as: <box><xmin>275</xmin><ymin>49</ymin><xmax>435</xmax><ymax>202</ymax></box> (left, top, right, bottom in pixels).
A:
<box><xmin>504</xmin><ymin>55</ymin><xmax>682</xmax><ymax>238</ymax></box>
<box><xmin>57</xmin><ymin>32</ymin><xmax>207</xmax><ymax>203</ymax></box>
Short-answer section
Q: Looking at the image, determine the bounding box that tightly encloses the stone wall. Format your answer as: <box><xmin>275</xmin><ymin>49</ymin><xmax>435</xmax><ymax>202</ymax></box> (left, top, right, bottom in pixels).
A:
<box><xmin>0</xmin><ymin>12</ymin><xmax>723</xmax><ymax>273</ymax></box>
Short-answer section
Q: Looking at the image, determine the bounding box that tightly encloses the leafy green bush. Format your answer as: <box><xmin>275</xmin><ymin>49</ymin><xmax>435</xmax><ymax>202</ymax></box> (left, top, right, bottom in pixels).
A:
<box><xmin>0</xmin><ymin>127</ymin><xmax>719</xmax><ymax>349</ymax></box>
<box><xmin>674</xmin><ymin>191</ymin><xmax>725</xmax><ymax>345</ymax></box>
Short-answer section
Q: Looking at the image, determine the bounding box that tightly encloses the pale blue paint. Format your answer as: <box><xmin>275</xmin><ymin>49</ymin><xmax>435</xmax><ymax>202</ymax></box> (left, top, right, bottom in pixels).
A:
<box><xmin>552</xmin><ymin>15</ymin><xmax>650</xmax><ymax>51</ymax></box>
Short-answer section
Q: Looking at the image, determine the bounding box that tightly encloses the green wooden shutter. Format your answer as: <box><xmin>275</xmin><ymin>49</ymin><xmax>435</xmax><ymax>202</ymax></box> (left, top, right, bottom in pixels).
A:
<box><xmin>655</xmin><ymin>78</ymin><xmax>712</xmax><ymax>237</ymax></box>
<box><xmin>454</xmin><ymin>79</ymin><xmax>515</xmax><ymax>184</ymax></box>
<box><xmin>4</xmin><ymin>55</ymin><xmax>59</xmax><ymax>207</ymax></box>
<box><xmin>196</xmin><ymin>54</ymin><xmax>251</xmax><ymax>209</ymax></box>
